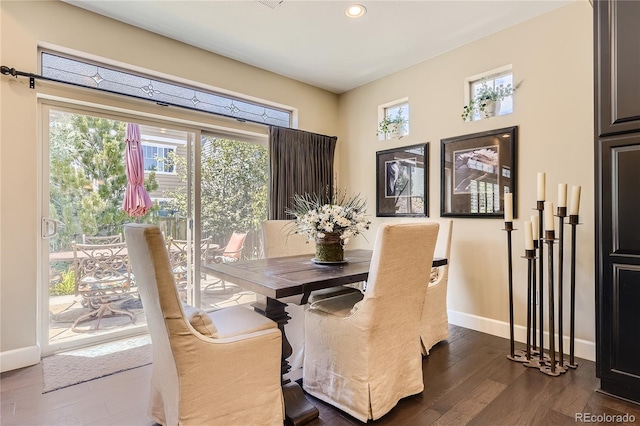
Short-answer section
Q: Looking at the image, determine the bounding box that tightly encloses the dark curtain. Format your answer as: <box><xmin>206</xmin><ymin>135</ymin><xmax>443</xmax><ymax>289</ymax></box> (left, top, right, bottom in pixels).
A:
<box><xmin>268</xmin><ymin>126</ymin><xmax>337</xmax><ymax>219</ymax></box>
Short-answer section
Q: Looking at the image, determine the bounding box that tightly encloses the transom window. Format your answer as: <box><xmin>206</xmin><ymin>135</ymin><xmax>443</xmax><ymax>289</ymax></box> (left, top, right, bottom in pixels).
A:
<box><xmin>143</xmin><ymin>144</ymin><xmax>175</xmax><ymax>173</ymax></box>
<box><xmin>40</xmin><ymin>51</ymin><xmax>292</xmax><ymax>127</ymax></box>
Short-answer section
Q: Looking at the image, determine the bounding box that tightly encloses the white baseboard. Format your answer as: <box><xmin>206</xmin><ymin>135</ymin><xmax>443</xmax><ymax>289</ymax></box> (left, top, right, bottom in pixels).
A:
<box><xmin>448</xmin><ymin>310</ymin><xmax>595</xmax><ymax>362</ymax></box>
<box><xmin>0</xmin><ymin>345</ymin><xmax>41</xmax><ymax>373</ymax></box>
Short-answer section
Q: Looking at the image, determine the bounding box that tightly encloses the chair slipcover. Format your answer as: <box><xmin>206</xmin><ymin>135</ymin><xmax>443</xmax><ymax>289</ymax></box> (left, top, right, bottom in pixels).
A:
<box><xmin>262</xmin><ymin>220</ymin><xmax>361</xmax><ymax>380</ymax></box>
<box><xmin>420</xmin><ymin>219</ymin><xmax>454</xmax><ymax>355</ymax></box>
<box><xmin>124</xmin><ymin>223</ymin><xmax>284</xmax><ymax>426</ymax></box>
<box><xmin>303</xmin><ymin>222</ymin><xmax>439</xmax><ymax>422</ymax></box>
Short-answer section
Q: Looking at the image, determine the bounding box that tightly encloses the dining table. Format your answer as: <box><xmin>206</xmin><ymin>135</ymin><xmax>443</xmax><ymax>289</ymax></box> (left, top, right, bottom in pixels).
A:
<box><xmin>201</xmin><ymin>249</ymin><xmax>447</xmax><ymax>426</ymax></box>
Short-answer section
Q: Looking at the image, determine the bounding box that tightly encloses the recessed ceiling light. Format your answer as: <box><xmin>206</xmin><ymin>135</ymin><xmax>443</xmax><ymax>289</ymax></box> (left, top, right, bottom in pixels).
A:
<box><xmin>345</xmin><ymin>4</ymin><xmax>366</xmax><ymax>18</ymax></box>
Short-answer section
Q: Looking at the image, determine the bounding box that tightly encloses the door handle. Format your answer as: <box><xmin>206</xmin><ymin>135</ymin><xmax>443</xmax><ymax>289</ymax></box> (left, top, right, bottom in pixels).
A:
<box><xmin>42</xmin><ymin>217</ymin><xmax>63</xmax><ymax>239</ymax></box>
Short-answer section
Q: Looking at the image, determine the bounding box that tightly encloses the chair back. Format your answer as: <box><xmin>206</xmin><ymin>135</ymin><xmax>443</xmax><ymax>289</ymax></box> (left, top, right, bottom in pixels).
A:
<box><xmin>124</xmin><ymin>224</ymin><xmax>183</xmax><ymax>417</ymax></box>
<box><xmin>357</xmin><ymin>223</ymin><xmax>439</xmax><ymax>333</ymax></box>
<box><xmin>167</xmin><ymin>237</ymin><xmax>211</xmax><ymax>272</ymax></box>
<box><xmin>222</xmin><ymin>232</ymin><xmax>247</xmax><ymax>260</ymax></box>
<box><xmin>82</xmin><ymin>233</ymin><xmax>123</xmax><ymax>245</ymax></box>
<box><xmin>432</xmin><ymin>218</ymin><xmax>453</xmax><ymax>283</ymax></box>
<box><xmin>72</xmin><ymin>242</ymin><xmax>132</xmax><ymax>299</ymax></box>
<box><xmin>263</xmin><ymin>220</ymin><xmax>314</xmax><ymax>258</ymax></box>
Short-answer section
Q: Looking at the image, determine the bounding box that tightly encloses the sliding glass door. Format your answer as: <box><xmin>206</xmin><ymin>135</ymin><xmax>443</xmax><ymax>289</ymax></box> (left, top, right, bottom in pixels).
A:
<box><xmin>41</xmin><ymin>103</ymin><xmax>268</xmax><ymax>354</ymax></box>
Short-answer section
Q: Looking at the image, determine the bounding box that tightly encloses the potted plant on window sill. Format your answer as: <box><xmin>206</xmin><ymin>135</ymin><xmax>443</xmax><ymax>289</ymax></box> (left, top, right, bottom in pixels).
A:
<box><xmin>377</xmin><ymin>109</ymin><xmax>408</xmax><ymax>139</ymax></box>
<box><xmin>461</xmin><ymin>82</ymin><xmax>516</xmax><ymax>121</ymax></box>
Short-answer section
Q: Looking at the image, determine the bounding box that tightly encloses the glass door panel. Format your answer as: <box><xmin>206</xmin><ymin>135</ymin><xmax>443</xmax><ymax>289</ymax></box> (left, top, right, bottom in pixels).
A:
<box><xmin>43</xmin><ymin>105</ymin><xmax>193</xmax><ymax>353</ymax></box>
<box><xmin>194</xmin><ymin>133</ymin><xmax>268</xmax><ymax>310</ymax></box>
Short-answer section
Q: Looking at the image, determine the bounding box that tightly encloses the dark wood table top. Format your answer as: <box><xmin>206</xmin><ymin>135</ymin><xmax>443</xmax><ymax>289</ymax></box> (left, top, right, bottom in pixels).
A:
<box><xmin>201</xmin><ymin>249</ymin><xmax>447</xmax><ymax>300</ymax></box>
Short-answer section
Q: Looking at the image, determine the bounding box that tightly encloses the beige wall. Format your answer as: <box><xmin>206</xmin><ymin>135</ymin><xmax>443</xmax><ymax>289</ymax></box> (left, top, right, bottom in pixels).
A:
<box><xmin>337</xmin><ymin>1</ymin><xmax>595</xmax><ymax>357</ymax></box>
<box><xmin>0</xmin><ymin>1</ymin><xmax>338</xmax><ymax>359</ymax></box>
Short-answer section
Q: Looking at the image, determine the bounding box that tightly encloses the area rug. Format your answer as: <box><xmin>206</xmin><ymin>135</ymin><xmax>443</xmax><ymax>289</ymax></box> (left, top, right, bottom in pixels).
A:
<box><xmin>42</xmin><ymin>334</ymin><xmax>152</xmax><ymax>393</ymax></box>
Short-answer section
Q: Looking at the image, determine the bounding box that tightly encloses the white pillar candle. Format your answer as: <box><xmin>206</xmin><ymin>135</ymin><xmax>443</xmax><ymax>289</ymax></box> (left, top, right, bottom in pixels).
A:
<box><xmin>524</xmin><ymin>221</ymin><xmax>534</xmax><ymax>250</ymax></box>
<box><xmin>531</xmin><ymin>214</ymin><xmax>539</xmax><ymax>241</ymax></box>
<box><xmin>537</xmin><ymin>172</ymin><xmax>546</xmax><ymax>201</ymax></box>
<box><xmin>558</xmin><ymin>183</ymin><xmax>567</xmax><ymax>208</ymax></box>
<box><xmin>504</xmin><ymin>193</ymin><xmax>513</xmax><ymax>222</ymax></box>
<box><xmin>545</xmin><ymin>201</ymin><xmax>555</xmax><ymax>231</ymax></box>
<box><xmin>570</xmin><ymin>185</ymin><xmax>582</xmax><ymax>215</ymax></box>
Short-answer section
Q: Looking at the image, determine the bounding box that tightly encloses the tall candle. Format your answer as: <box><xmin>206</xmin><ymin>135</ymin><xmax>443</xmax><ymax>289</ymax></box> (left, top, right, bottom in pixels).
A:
<box><xmin>524</xmin><ymin>221</ymin><xmax>534</xmax><ymax>250</ymax></box>
<box><xmin>545</xmin><ymin>201</ymin><xmax>555</xmax><ymax>231</ymax></box>
<box><xmin>558</xmin><ymin>183</ymin><xmax>567</xmax><ymax>208</ymax></box>
<box><xmin>537</xmin><ymin>172</ymin><xmax>546</xmax><ymax>201</ymax></box>
<box><xmin>531</xmin><ymin>214</ymin><xmax>539</xmax><ymax>241</ymax></box>
<box><xmin>570</xmin><ymin>185</ymin><xmax>582</xmax><ymax>215</ymax></box>
<box><xmin>504</xmin><ymin>193</ymin><xmax>513</xmax><ymax>222</ymax></box>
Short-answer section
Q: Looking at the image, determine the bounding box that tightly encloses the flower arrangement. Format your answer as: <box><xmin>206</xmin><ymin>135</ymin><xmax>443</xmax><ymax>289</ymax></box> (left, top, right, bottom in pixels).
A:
<box><xmin>287</xmin><ymin>190</ymin><xmax>371</xmax><ymax>246</ymax></box>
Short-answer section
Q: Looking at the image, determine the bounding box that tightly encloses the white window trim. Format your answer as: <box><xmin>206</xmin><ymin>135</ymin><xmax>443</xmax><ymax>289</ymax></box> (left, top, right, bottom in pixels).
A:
<box><xmin>142</xmin><ymin>143</ymin><xmax>177</xmax><ymax>175</ymax></box>
<box><xmin>463</xmin><ymin>64</ymin><xmax>513</xmax><ymax>107</ymax></box>
<box><xmin>377</xmin><ymin>97</ymin><xmax>409</xmax><ymax>141</ymax></box>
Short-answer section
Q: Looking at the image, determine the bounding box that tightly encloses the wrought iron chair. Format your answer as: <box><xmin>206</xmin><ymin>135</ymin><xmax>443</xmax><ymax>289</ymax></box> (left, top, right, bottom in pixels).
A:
<box><xmin>166</xmin><ymin>237</ymin><xmax>212</xmax><ymax>301</ymax></box>
<box><xmin>71</xmin><ymin>241</ymin><xmax>135</xmax><ymax>332</ymax></box>
<box><xmin>81</xmin><ymin>233</ymin><xmax>123</xmax><ymax>245</ymax></box>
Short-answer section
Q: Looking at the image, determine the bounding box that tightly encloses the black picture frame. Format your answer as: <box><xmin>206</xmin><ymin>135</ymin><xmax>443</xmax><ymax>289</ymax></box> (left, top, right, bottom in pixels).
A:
<box><xmin>440</xmin><ymin>126</ymin><xmax>517</xmax><ymax>218</ymax></box>
<box><xmin>376</xmin><ymin>143</ymin><xmax>429</xmax><ymax>217</ymax></box>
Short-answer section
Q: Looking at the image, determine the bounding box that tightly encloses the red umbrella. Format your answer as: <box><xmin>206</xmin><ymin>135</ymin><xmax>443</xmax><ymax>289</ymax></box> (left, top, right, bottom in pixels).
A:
<box><xmin>122</xmin><ymin>123</ymin><xmax>152</xmax><ymax>217</ymax></box>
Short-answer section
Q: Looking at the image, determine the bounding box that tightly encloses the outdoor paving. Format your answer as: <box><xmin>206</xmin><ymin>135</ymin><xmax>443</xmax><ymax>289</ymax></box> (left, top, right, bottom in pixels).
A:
<box><xmin>48</xmin><ymin>278</ymin><xmax>257</xmax><ymax>345</ymax></box>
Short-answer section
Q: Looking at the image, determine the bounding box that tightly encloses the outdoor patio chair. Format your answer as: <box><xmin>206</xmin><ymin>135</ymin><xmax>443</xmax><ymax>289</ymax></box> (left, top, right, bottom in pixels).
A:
<box><xmin>81</xmin><ymin>233</ymin><xmax>123</xmax><ymax>245</ymax></box>
<box><xmin>166</xmin><ymin>236</ymin><xmax>212</xmax><ymax>301</ymax></box>
<box><xmin>71</xmin><ymin>241</ymin><xmax>135</xmax><ymax>332</ymax></box>
<box><xmin>124</xmin><ymin>223</ymin><xmax>283</xmax><ymax>425</ymax></box>
<box><xmin>204</xmin><ymin>232</ymin><xmax>247</xmax><ymax>292</ymax></box>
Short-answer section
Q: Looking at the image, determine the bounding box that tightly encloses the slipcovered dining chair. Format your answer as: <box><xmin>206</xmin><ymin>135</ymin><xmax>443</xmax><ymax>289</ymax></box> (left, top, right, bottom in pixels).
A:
<box><xmin>262</xmin><ymin>220</ymin><xmax>361</xmax><ymax>380</ymax></box>
<box><xmin>303</xmin><ymin>222</ymin><xmax>439</xmax><ymax>422</ymax></box>
<box><xmin>124</xmin><ymin>223</ymin><xmax>284</xmax><ymax>426</ymax></box>
<box><xmin>420</xmin><ymin>219</ymin><xmax>454</xmax><ymax>355</ymax></box>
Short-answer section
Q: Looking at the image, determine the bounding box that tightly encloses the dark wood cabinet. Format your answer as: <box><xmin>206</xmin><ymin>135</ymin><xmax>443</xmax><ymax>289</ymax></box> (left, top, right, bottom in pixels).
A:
<box><xmin>595</xmin><ymin>0</ymin><xmax>640</xmax><ymax>403</ymax></box>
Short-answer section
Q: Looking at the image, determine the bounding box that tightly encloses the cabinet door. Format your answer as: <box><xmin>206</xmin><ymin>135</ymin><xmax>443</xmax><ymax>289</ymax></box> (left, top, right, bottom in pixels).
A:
<box><xmin>596</xmin><ymin>133</ymin><xmax>640</xmax><ymax>402</ymax></box>
<box><xmin>595</xmin><ymin>0</ymin><xmax>640</xmax><ymax>136</ymax></box>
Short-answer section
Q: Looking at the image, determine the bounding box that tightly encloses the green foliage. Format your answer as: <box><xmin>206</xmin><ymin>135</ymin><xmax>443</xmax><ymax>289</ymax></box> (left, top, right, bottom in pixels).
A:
<box><xmin>50</xmin><ymin>269</ymin><xmax>75</xmax><ymax>296</ymax></box>
<box><xmin>377</xmin><ymin>108</ymin><xmax>408</xmax><ymax>137</ymax></box>
<box><xmin>163</xmin><ymin>136</ymin><xmax>268</xmax><ymax>244</ymax></box>
<box><xmin>461</xmin><ymin>81</ymin><xmax>516</xmax><ymax>121</ymax></box>
<box><xmin>49</xmin><ymin>112</ymin><xmax>158</xmax><ymax>250</ymax></box>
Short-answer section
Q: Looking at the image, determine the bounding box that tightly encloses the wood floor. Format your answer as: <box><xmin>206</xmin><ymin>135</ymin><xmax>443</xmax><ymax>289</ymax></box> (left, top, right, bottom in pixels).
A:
<box><xmin>2</xmin><ymin>325</ymin><xmax>639</xmax><ymax>425</ymax></box>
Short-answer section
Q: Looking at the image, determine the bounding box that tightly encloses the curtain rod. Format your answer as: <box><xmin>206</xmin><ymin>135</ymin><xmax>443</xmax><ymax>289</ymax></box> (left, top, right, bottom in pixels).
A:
<box><xmin>1</xmin><ymin>64</ymin><xmax>279</xmax><ymax>129</ymax></box>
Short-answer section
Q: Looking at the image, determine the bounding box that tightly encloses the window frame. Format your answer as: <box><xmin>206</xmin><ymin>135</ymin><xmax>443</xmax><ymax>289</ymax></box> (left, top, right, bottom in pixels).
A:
<box><xmin>464</xmin><ymin>65</ymin><xmax>514</xmax><ymax>121</ymax></box>
<box><xmin>377</xmin><ymin>97</ymin><xmax>410</xmax><ymax>141</ymax></box>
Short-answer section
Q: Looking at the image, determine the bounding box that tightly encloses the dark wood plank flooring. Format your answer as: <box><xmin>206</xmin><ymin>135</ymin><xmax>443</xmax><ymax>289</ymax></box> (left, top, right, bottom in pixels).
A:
<box><xmin>2</xmin><ymin>325</ymin><xmax>639</xmax><ymax>425</ymax></box>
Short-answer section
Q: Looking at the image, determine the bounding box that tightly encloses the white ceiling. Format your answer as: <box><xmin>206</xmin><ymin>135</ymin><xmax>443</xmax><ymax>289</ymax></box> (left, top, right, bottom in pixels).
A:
<box><xmin>63</xmin><ymin>0</ymin><xmax>573</xmax><ymax>94</ymax></box>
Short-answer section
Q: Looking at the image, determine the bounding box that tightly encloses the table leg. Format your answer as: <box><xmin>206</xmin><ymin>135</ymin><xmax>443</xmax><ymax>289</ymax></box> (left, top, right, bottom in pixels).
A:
<box><xmin>252</xmin><ymin>295</ymin><xmax>319</xmax><ymax>425</ymax></box>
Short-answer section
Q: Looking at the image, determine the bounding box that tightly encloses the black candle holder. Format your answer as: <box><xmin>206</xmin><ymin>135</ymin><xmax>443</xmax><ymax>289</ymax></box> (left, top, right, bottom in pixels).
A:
<box><xmin>504</xmin><ymin>222</ymin><xmax>527</xmax><ymax>362</ymax></box>
<box><xmin>567</xmin><ymin>214</ymin><xmax>581</xmax><ymax>369</ymax></box>
<box><xmin>518</xmin><ymin>248</ymin><xmax>537</xmax><ymax>362</ymax></box>
<box><xmin>556</xmin><ymin>207</ymin><xmax>568</xmax><ymax>369</ymax></box>
<box><xmin>536</xmin><ymin>201</ymin><xmax>545</xmax><ymax>359</ymax></box>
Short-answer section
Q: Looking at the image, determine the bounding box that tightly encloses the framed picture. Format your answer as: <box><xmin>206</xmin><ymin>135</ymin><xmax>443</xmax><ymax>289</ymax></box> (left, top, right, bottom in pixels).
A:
<box><xmin>441</xmin><ymin>126</ymin><xmax>517</xmax><ymax>218</ymax></box>
<box><xmin>376</xmin><ymin>143</ymin><xmax>428</xmax><ymax>217</ymax></box>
